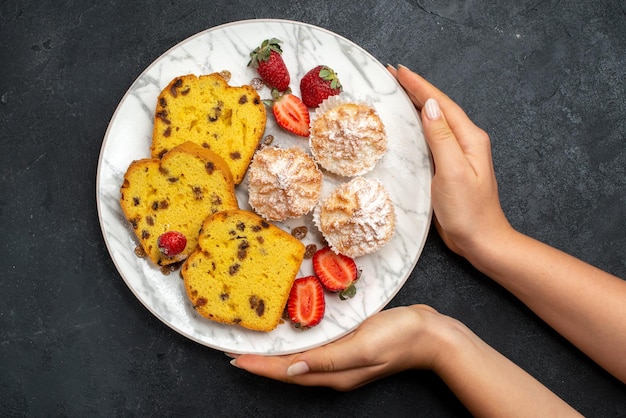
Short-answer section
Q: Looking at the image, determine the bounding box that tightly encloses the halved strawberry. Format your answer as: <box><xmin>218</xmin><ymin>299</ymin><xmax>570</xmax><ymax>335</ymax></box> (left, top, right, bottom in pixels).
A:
<box><xmin>268</xmin><ymin>93</ymin><xmax>310</xmax><ymax>137</ymax></box>
<box><xmin>313</xmin><ymin>247</ymin><xmax>359</xmax><ymax>300</ymax></box>
<box><xmin>287</xmin><ymin>276</ymin><xmax>325</xmax><ymax>328</ymax></box>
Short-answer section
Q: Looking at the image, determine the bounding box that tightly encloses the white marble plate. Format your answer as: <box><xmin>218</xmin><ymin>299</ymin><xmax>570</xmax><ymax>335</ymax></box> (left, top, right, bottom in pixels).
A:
<box><xmin>96</xmin><ymin>19</ymin><xmax>432</xmax><ymax>355</ymax></box>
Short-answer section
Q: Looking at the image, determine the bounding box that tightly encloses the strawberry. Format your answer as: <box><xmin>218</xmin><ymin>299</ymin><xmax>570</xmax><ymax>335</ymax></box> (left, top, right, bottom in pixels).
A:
<box><xmin>266</xmin><ymin>92</ymin><xmax>310</xmax><ymax>137</ymax></box>
<box><xmin>287</xmin><ymin>276</ymin><xmax>326</xmax><ymax>328</ymax></box>
<box><xmin>300</xmin><ymin>65</ymin><xmax>343</xmax><ymax>108</ymax></box>
<box><xmin>157</xmin><ymin>231</ymin><xmax>187</xmax><ymax>257</ymax></box>
<box><xmin>248</xmin><ymin>38</ymin><xmax>290</xmax><ymax>92</ymax></box>
<box><xmin>313</xmin><ymin>247</ymin><xmax>359</xmax><ymax>300</ymax></box>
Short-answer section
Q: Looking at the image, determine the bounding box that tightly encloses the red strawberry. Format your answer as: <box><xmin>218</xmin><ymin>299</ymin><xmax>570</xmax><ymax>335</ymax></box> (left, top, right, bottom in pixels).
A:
<box><xmin>287</xmin><ymin>276</ymin><xmax>326</xmax><ymax>328</ymax></box>
<box><xmin>248</xmin><ymin>38</ymin><xmax>290</xmax><ymax>92</ymax></box>
<box><xmin>300</xmin><ymin>65</ymin><xmax>343</xmax><ymax>108</ymax></box>
<box><xmin>267</xmin><ymin>93</ymin><xmax>310</xmax><ymax>137</ymax></box>
<box><xmin>313</xmin><ymin>247</ymin><xmax>359</xmax><ymax>300</ymax></box>
<box><xmin>157</xmin><ymin>231</ymin><xmax>187</xmax><ymax>257</ymax></box>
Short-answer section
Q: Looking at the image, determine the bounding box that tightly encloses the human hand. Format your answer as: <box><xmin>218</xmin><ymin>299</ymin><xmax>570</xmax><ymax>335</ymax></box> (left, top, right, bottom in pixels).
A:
<box><xmin>230</xmin><ymin>305</ymin><xmax>453</xmax><ymax>391</ymax></box>
<box><xmin>389</xmin><ymin>65</ymin><xmax>513</xmax><ymax>261</ymax></box>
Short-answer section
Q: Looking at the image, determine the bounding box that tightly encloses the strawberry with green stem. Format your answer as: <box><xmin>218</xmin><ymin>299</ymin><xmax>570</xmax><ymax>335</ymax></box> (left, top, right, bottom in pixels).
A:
<box><xmin>313</xmin><ymin>246</ymin><xmax>359</xmax><ymax>300</ymax></box>
<box><xmin>248</xmin><ymin>38</ymin><xmax>290</xmax><ymax>92</ymax></box>
<box><xmin>300</xmin><ymin>65</ymin><xmax>343</xmax><ymax>108</ymax></box>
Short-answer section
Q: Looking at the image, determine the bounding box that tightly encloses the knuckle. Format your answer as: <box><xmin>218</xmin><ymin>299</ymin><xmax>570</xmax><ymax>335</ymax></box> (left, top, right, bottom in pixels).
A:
<box><xmin>317</xmin><ymin>348</ymin><xmax>337</xmax><ymax>373</ymax></box>
<box><xmin>320</xmin><ymin>358</ymin><xmax>336</xmax><ymax>373</ymax></box>
<box><xmin>429</xmin><ymin>124</ymin><xmax>454</xmax><ymax>141</ymax></box>
<box><xmin>473</xmin><ymin>126</ymin><xmax>491</xmax><ymax>144</ymax></box>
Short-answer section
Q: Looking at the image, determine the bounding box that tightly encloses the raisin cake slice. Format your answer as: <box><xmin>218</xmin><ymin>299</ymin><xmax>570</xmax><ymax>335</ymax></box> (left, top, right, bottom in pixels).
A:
<box><xmin>151</xmin><ymin>73</ymin><xmax>266</xmax><ymax>184</ymax></box>
<box><xmin>182</xmin><ymin>209</ymin><xmax>305</xmax><ymax>332</ymax></box>
<box><xmin>119</xmin><ymin>141</ymin><xmax>239</xmax><ymax>266</ymax></box>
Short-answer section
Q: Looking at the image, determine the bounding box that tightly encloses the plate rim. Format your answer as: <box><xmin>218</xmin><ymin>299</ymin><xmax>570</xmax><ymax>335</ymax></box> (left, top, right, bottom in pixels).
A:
<box><xmin>96</xmin><ymin>18</ymin><xmax>433</xmax><ymax>355</ymax></box>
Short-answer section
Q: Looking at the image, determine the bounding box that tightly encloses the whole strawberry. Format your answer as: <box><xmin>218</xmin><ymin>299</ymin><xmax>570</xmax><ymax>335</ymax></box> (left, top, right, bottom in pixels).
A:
<box><xmin>248</xmin><ymin>38</ymin><xmax>290</xmax><ymax>92</ymax></box>
<box><xmin>300</xmin><ymin>65</ymin><xmax>343</xmax><ymax>108</ymax></box>
<box><xmin>157</xmin><ymin>231</ymin><xmax>187</xmax><ymax>257</ymax></box>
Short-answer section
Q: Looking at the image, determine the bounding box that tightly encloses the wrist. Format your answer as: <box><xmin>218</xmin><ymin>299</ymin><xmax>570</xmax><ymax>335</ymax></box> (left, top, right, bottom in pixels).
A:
<box><xmin>462</xmin><ymin>221</ymin><xmax>519</xmax><ymax>273</ymax></box>
<box><xmin>405</xmin><ymin>306</ymin><xmax>475</xmax><ymax>373</ymax></box>
<box><xmin>429</xmin><ymin>316</ymin><xmax>479</xmax><ymax>376</ymax></box>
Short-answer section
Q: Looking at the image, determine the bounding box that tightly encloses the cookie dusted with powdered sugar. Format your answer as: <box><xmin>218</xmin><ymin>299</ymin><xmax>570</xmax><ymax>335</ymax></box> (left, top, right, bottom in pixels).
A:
<box><xmin>309</xmin><ymin>96</ymin><xmax>386</xmax><ymax>177</ymax></box>
<box><xmin>314</xmin><ymin>177</ymin><xmax>395</xmax><ymax>258</ymax></box>
<box><xmin>247</xmin><ymin>146</ymin><xmax>323</xmax><ymax>221</ymax></box>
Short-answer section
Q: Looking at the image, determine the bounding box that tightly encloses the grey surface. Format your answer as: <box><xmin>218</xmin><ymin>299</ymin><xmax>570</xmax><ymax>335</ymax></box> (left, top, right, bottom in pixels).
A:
<box><xmin>1</xmin><ymin>1</ymin><xmax>625</xmax><ymax>416</ymax></box>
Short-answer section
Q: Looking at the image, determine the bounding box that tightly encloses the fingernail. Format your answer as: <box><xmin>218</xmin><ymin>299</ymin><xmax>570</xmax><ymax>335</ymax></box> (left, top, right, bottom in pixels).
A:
<box><xmin>229</xmin><ymin>359</ymin><xmax>242</xmax><ymax>369</ymax></box>
<box><xmin>286</xmin><ymin>361</ymin><xmax>310</xmax><ymax>377</ymax></box>
<box><xmin>224</xmin><ymin>352</ymin><xmax>238</xmax><ymax>359</ymax></box>
<box><xmin>424</xmin><ymin>98</ymin><xmax>441</xmax><ymax>120</ymax></box>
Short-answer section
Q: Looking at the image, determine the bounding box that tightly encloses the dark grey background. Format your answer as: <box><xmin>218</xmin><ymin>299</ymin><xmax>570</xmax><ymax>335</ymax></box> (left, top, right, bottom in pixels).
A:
<box><xmin>1</xmin><ymin>1</ymin><xmax>625</xmax><ymax>416</ymax></box>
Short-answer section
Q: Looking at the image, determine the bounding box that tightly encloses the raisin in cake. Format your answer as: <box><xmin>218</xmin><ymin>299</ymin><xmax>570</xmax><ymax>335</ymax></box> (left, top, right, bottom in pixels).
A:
<box><xmin>151</xmin><ymin>73</ymin><xmax>266</xmax><ymax>184</ymax></box>
<box><xmin>182</xmin><ymin>209</ymin><xmax>306</xmax><ymax>332</ymax></box>
<box><xmin>120</xmin><ymin>141</ymin><xmax>238</xmax><ymax>266</ymax></box>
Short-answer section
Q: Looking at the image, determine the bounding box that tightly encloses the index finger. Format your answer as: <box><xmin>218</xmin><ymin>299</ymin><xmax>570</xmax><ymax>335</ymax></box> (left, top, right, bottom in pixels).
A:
<box><xmin>392</xmin><ymin>65</ymin><xmax>485</xmax><ymax>141</ymax></box>
<box><xmin>231</xmin><ymin>331</ymin><xmax>379</xmax><ymax>390</ymax></box>
<box><xmin>233</xmin><ymin>331</ymin><xmax>364</xmax><ymax>377</ymax></box>
<box><xmin>230</xmin><ymin>352</ymin><xmax>296</xmax><ymax>382</ymax></box>
<box><xmin>390</xmin><ymin>65</ymin><xmax>493</xmax><ymax>168</ymax></box>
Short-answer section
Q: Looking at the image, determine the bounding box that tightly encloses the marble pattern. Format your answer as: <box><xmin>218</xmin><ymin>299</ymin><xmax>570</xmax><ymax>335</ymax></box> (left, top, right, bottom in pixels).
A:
<box><xmin>96</xmin><ymin>19</ymin><xmax>432</xmax><ymax>355</ymax></box>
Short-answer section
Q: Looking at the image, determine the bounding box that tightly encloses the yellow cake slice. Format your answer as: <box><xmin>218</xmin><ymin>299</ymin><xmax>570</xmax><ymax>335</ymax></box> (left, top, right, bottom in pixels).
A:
<box><xmin>182</xmin><ymin>209</ymin><xmax>306</xmax><ymax>332</ymax></box>
<box><xmin>119</xmin><ymin>141</ymin><xmax>239</xmax><ymax>266</ymax></box>
<box><xmin>151</xmin><ymin>73</ymin><xmax>267</xmax><ymax>184</ymax></box>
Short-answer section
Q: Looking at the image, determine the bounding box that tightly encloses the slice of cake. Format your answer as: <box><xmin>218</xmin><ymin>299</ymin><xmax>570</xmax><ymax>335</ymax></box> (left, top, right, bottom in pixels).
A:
<box><xmin>119</xmin><ymin>141</ymin><xmax>239</xmax><ymax>266</ymax></box>
<box><xmin>151</xmin><ymin>73</ymin><xmax>267</xmax><ymax>184</ymax></box>
<box><xmin>182</xmin><ymin>209</ymin><xmax>306</xmax><ymax>332</ymax></box>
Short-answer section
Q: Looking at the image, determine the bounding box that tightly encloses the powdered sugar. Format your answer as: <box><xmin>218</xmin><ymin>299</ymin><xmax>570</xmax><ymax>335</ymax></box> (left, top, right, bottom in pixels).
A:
<box><xmin>309</xmin><ymin>97</ymin><xmax>386</xmax><ymax>177</ymax></box>
<box><xmin>247</xmin><ymin>146</ymin><xmax>323</xmax><ymax>221</ymax></box>
<box><xmin>314</xmin><ymin>177</ymin><xmax>395</xmax><ymax>258</ymax></box>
